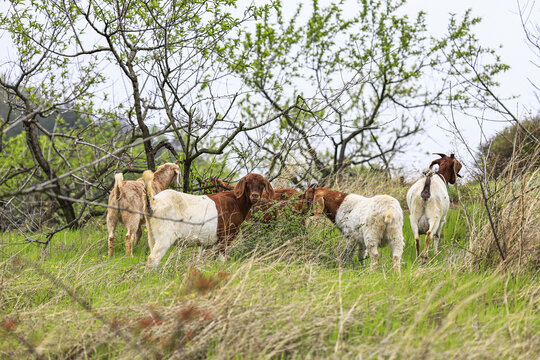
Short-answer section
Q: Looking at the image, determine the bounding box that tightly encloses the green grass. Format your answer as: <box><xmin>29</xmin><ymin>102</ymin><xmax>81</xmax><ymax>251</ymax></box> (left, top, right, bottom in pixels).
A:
<box><xmin>1</xmin><ymin>209</ymin><xmax>538</xmax><ymax>359</ymax></box>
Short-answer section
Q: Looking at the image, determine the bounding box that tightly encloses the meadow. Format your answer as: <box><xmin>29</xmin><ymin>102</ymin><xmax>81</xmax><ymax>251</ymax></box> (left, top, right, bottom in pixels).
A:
<box><xmin>1</xmin><ymin>176</ymin><xmax>538</xmax><ymax>359</ymax></box>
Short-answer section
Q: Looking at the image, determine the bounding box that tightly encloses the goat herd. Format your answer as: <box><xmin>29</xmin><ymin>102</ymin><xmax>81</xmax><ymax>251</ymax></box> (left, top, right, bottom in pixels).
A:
<box><xmin>106</xmin><ymin>153</ymin><xmax>462</xmax><ymax>271</ymax></box>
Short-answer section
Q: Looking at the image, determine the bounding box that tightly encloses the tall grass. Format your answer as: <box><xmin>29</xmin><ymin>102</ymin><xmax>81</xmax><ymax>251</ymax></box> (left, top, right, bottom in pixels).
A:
<box><xmin>464</xmin><ymin>149</ymin><xmax>540</xmax><ymax>273</ymax></box>
<box><xmin>1</xmin><ymin>170</ymin><xmax>538</xmax><ymax>359</ymax></box>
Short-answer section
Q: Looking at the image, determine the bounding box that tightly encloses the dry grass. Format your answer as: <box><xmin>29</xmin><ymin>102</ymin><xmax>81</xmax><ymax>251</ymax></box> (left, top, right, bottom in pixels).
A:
<box><xmin>1</xmin><ymin>169</ymin><xmax>539</xmax><ymax>358</ymax></box>
<box><xmin>1</xmin><ymin>243</ymin><xmax>538</xmax><ymax>359</ymax></box>
<box><xmin>465</xmin><ymin>158</ymin><xmax>540</xmax><ymax>273</ymax></box>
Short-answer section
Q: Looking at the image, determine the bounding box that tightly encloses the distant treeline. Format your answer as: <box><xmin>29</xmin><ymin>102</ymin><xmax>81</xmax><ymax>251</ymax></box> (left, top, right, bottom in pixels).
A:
<box><xmin>1</xmin><ymin>100</ymin><xmax>79</xmax><ymax>138</ymax></box>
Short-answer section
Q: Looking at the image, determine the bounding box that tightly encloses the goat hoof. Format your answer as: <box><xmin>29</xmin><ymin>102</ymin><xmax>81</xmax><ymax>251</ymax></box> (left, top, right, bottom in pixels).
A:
<box><xmin>419</xmin><ymin>255</ymin><xmax>428</xmax><ymax>265</ymax></box>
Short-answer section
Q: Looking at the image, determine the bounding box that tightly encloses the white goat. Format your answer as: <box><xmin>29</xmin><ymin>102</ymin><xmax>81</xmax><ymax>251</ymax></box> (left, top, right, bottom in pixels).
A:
<box><xmin>302</xmin><ymin>185</ymin><xmax>404</xmax><ymax>272</ymax></box>
<box><xmin>406</xmin><ymin>153</ymin><xmax>462</xmax><ymax>263</ymax></box>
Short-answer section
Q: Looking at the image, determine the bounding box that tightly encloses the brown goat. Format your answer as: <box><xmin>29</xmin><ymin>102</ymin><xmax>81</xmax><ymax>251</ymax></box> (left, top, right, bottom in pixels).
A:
<box><xmin>143</xmin><ymin>172</ymin><xmax>274</xmax><ymax>267</ymax></box>
<box><xmin>301</xmin><ymin>184</ymin><xmax>404</xmax><ymax>271</ymax></box>
<box><xmin>107</xmin><ymin>163</ymin><xmax>180</xmax><ymax>257</ymax></box>
<box><xmin>246</xmin><ymin>188</ymin><xmax>306</xmax><ymax>223</ymax></box>
<box><xmin>202</xmin><ymin>177</ymin><xmax>234</xmax><ymax>194</ymax></box>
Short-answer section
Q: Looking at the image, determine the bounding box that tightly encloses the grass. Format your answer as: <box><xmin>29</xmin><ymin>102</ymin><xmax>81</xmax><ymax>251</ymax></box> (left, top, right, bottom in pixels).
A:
<box><xmin>1</xmin><ymin>206</ymin><xmax>538</xmax><ymax>359</ymax></box>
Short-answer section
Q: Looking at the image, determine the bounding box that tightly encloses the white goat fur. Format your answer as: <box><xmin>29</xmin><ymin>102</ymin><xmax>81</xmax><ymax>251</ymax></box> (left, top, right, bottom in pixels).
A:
<box><xmin>144</xmin><ymin>188</ymin><xmax>219</xmax><ymax>267</ymax></box>
<box><xmin>335</xmin><ymin>194</ymin><xmax>404</xmax><ymax>271</ymax></box>
<box><xmin>406</xmin><ymin>169</ymin><xmax>450</xmax><ymax>258</ymax></box>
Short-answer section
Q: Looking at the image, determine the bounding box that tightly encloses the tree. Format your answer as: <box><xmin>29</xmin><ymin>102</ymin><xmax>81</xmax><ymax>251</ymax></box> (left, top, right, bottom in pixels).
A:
<box><xmin>0</xmin><ymin>0</ymin><xmax>267</xmax><ymax>230</ymax></box>
<box><xmin>0</xmin><ymin>2</ymin><xmax>107</xmax><ymax>227</ymax></box>
<box><xmin>221</xmin><ymin>0</ymin><xmax>512</xmax><ymax>184</ymax></box>
<box><xmin>442</xmin><ymin>1</ymin><xmax>539</xmax><ymax>270</ymax></box>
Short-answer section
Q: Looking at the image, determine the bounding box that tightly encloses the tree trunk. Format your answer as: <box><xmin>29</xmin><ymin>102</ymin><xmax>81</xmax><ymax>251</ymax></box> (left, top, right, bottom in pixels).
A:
<box><xmin>127</xmin><ymin>60</ymin><xmax>155</xmax><ymax>171</ymax></box>
<box><xmin>23</xmin><ymin>118</ymin><xmax>77</xmax><ymax>226</ymax></box>
<box><xmin>182</xmin><ymin>159</ymin><xmax>192</xmax><ymax>193</ymax></box>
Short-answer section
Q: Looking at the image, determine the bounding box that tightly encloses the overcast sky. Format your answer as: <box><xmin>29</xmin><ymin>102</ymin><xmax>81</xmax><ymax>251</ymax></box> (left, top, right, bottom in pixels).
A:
<box><xmin>279</xmin><ymin>0</ymin><xmax>539</xmax><ymax>176</ymax></box>
<box><xmin>1</xmin><ymin>0</ymin><xmax>538</xmax><ymax>178</ymax></box>
<box><xmin>394</xmin><ymin>0</ymin><xmax>539</xmax><ymax>175</ymax></box>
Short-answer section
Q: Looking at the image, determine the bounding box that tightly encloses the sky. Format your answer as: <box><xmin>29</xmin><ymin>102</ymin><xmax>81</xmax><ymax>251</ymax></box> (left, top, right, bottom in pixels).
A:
<box><xmin>280</xmin><ymin>0</ymin><xmax>539</xmax><ymax>177</ymax></box>
<box><xmin>1</xmin><ymin>0</ymin><xmax>538</xmax><ymax>179</ymax></box>
<box><xmin>390</xmin><ymin>0</ymin><xmax>539</xmax><ymax>176</ymax></box>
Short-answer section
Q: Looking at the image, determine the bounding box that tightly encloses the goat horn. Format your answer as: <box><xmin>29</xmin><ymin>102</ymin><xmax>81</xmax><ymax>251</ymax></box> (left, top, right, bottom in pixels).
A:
<box><xmin>433</xmin><ymin>153</ymin><xmax>447</xmax><ymax>158</ymax></box>
<box><xmin>429</xmin><ymin>159</ymin><xmax>441</xmax><ymax>168</ymax></box>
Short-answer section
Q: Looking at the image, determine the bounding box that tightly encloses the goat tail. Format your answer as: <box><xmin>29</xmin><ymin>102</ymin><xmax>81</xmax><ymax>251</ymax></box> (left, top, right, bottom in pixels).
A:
<box><xmin>383</xmin><ymin>209</ymin><xmax>394</xmax><ymax>224</ymax></box>
<box><xmin>421</xmin><ymin>172</ymin><xmax>433</xmax><ymax>201</ymax></box>
<box><xmin>113</xmin><ymin>173</ymin><xmax>124</xmax><ymax>200</ymax></box>
<box><xmin>142</xmin><ymin>170</ymin><xmax>155</xmax><ymax>216</ymax></box>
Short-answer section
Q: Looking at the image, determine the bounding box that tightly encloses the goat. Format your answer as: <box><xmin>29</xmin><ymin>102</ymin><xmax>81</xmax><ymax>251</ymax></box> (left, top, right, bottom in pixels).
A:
<box><xmin>246</xmin><ymin>188</ymin><xmax>305</xmax><ymax>223</ymax></box>
<box><xmin>142</xmin><ymin>172</ymin><xmax>273</xmax><ymax>267</ymax></box>
<box><xmin>201</xmin><ymin>177</ymin><xmax>234</xmax><ymax>194</ymax></box>
<box><xmin>406</xmin><ymin>153</ymin><xmax>463</xmax><ymax>263</ymax></box>
<box><xmin>106</xmin><ymin>163</ymin><xmax>180</xmax><ymax>257</ymax></box>
<box><xmin>302</xmin><ymin>185</ymin><xmax>404</xmax><ymax>272</ymax></box>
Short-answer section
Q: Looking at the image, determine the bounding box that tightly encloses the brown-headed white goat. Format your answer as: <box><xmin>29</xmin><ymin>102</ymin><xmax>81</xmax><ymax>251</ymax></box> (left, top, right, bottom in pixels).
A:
<box><xmin>106</xmin><ymin>163</ymin><xmax>180</xmax><ymax>257</ymax></box>
<box><xmin>302</xmin><ymin>185</ymin><xmax>404</xmax><ymax>272</ymax></box>
<box><xmin>406</xmin><ymin>153</ymin><xmax>462</xmax><ymax>263</ymax></box>
<box><xmin>143</xmin><ymin>172</ymin><xmax>273</xmax><ymax>267</ymax></box>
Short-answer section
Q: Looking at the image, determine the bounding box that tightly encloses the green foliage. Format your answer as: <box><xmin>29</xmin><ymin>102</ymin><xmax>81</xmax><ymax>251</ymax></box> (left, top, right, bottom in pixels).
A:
<box><xmin>479</xmin><ymin>117</ymin><xmax>540</xmax><ymax>175</ymax></box>
<box><xmin>219</xmin><ymin>0</ymin><xmax>510</xmax><ymax>179</ymax></box>
<box><xmin>0</xmin><ymin>118</ymin><xmax>133</xmax><ymax>229</ymax></box>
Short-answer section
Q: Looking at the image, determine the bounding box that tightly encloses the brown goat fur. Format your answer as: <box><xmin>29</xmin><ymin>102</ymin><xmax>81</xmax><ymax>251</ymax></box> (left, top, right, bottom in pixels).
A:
<box><xmin>247</xmin><ymin>188</ymin><xmax>308</xmax><ymax>224</ymax></box>
<box><xmin>106</xmin><ymin>163</ymin><xmax>180</xmax><ymax>257</ymax></box>
<box><xmin>429</xmin><ymin>153</ymin><xmax>463</xmax><ymax>184</ymax></box>
<box><xmin>202</xmin><ymin>177</ymin><xmax>234</xmax><ymax>194</ymax></box>
<box><xmin>300</xmin><ymin>184</ymin><xmax>347</xmax><ymax>223</ymax></box>
<box><xmin>421</xmin><ymin>153</ymin><xmax>463</xmax><ymax>201</ymax></box>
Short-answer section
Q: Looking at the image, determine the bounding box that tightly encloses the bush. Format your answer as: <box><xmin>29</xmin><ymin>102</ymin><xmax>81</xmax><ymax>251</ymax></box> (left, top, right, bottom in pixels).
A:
<box><xmin>479</xmin><ymin>117</ymin><xmax>540</xmax><ymax>176</ymax></box>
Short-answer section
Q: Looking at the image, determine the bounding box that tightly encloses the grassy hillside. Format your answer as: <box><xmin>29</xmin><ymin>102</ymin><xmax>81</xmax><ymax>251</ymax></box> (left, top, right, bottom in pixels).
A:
<box><xmin>1</xmin><ymin>195</ymin><xmax>538</xmax><ymax>359</ymax></box>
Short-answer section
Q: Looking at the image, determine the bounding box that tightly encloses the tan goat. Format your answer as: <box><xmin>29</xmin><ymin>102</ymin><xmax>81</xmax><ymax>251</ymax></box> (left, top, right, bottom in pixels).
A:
<box><xmin>106</xmin><ymin>163</ymin><xmax>180</xmax><ymax>257</ymax></box>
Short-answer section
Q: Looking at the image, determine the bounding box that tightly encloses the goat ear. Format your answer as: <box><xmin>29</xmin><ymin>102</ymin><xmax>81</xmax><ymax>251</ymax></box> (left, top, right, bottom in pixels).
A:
<box><xmin>450</xmin><ymin>159</ymin><xmax>463</xmax><ymax>183</ymax></box>
<box><xmin>313</xmin><ymin>193</ymin><xmax>325</xmax><ymax>217</ymax></box>
<box><xmin>174</xmin><ymin>168</ymin><xmax>181</xmax><ymax>187</ymax></box>
<box><xmin>264</xmin><ymin>180</ymin><xmax>274</xmax><ymax>199</ymax></box>
<box><xmin>234</xmin><ymin>177</ymin><xmax>247</xmax><ymax>198</ymax></box>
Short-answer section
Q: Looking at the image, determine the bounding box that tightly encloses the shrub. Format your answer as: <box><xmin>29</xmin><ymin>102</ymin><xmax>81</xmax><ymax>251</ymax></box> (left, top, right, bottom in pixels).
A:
<box><xmin>479</xmin><ymin>117</ymin><xmax>540</xmax><ymax>176</ymax></box>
